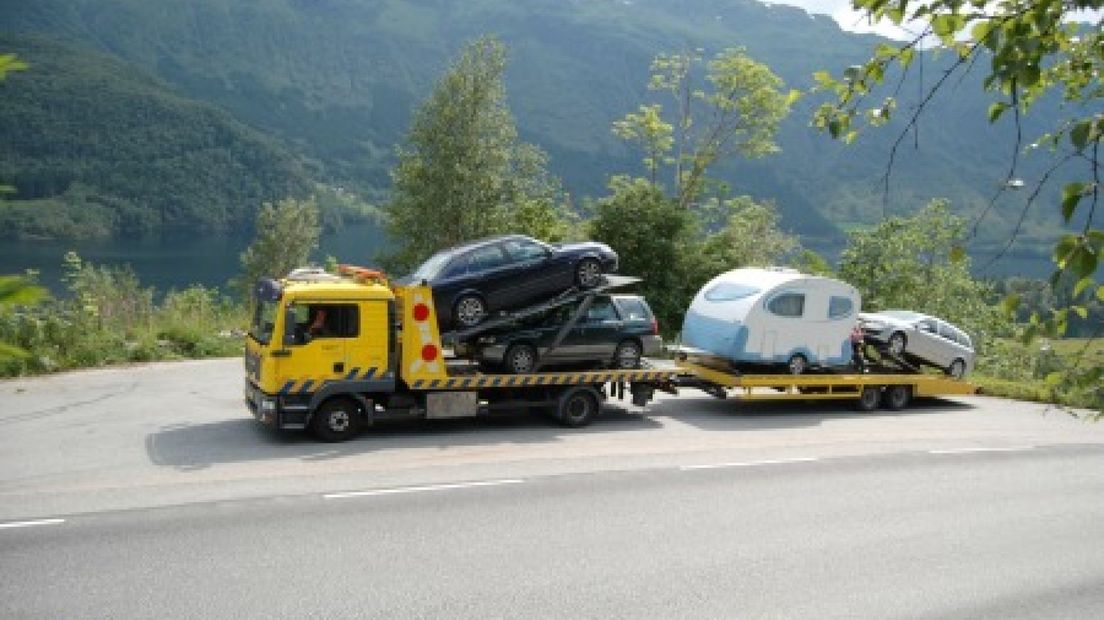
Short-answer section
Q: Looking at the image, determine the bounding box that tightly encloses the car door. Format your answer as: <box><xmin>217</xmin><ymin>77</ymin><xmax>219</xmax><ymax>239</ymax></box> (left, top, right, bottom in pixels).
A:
<box><xmin>910</xmin><ymin>319</ymin><xmax>942</xmax><ymax>362</ymax></box>
<box><xmin>501</xmin><ymin>238</ymin><xmax>556</xmax><ymax>304</ymax></box>
<box><xmin>564</xmin><ymin>297</ymin><xmax>622</xmax><ymax>360</ymax></box>
<box><xmin>463</xmin><ymin>243</ymin><xmax>521</xmax><ymax>311</ymax></box>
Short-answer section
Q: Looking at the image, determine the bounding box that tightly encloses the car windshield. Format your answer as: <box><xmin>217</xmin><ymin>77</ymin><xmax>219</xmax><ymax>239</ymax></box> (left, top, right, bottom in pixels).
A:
<box><xmin>409</xmin><ymin>250</ymin><xmax>455</xmax><ymax>281</ymax></box>
<box><xmin>250</xmin><ymin>299</ymin><xmax>279</xmax><ymax>345</ymax></box>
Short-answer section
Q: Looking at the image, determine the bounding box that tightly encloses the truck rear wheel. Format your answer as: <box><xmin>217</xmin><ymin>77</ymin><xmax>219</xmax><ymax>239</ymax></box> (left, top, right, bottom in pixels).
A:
<box><xmin>856</xmin><ymin>386</ymin><xmax>881</xmax><ymax>412</ymax></box>
<box><xmin>883</xmin><ymin>384</ymin><xmax>912</xmax><ymax>410</ymax></box>
<box><xmin>557</xmin><ymin>386</ymin><xmax>600</xmax><ymax>428</ymax></box>
<box><xmin>311</xmin><ymin>397</ymin><xmax>361</xmax><ymax>442</ymax></box>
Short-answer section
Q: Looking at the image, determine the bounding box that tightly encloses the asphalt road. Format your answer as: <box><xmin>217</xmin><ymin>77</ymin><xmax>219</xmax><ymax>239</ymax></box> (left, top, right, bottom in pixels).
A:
<box><xmin>2</xmin><ymin>359</ymin><xmax>1104</xmax><ymax>618</ymax></box>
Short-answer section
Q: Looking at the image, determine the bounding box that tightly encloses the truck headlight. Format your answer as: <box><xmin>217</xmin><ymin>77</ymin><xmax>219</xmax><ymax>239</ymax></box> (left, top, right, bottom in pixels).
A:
<box><xmin>260</xmin><ymin>397</ymin><xmax>277</xmax><ymax>413</ymax></box>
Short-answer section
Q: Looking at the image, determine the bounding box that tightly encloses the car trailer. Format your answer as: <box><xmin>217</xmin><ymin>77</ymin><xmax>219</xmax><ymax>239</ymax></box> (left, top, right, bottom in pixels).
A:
<box><xmin>676</xmin><ymin>361</ymin><xmax>977</xmax><ymax>412</ymax></box>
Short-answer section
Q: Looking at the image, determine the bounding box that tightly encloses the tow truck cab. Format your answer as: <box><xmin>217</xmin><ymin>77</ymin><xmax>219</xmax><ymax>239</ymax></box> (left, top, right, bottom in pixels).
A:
<box><xmin>244</xmin><ymin>273</ymin><xmax>397</xmax><ymax>429</ymax></box>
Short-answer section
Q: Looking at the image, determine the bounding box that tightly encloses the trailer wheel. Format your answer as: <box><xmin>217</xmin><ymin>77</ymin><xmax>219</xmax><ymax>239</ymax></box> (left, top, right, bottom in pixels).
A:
<box><xmin>557</xmin><ymin>386</ymin><xmax>600</xmax><ymax>428</ymax></box>
<box><xmin>311</xmin><ymin>397</ymin><xmax>361</xmax><ymax>442</ymax></box>
<box><xmin>856</xmin><ymin>386</ymin><xmax>882</xmax><ymax>412</ymax></box>
<box><xmin>883</xmin><ymin>384</ymin><xmax>912</xmax><ymax>410</ymax></box>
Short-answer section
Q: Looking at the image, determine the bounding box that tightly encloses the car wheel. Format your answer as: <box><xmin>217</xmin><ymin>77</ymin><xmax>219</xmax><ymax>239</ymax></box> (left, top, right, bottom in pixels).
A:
<box><xmin>612</xmin><ymin>340</ymin><xmax>642</xmax><ymax>369</ymax></box>
<box><xmin>454</xmin><ymin>294</ymin><xmax>487</xmax><ymax>328</ymax></box>
<box><xmin>887</xmin><ymin>332</ymin><xmax>907</xmax><ymax>356</ymax></box>
<box><xmin>787</xmin><ymin>353</ymin><xmax>808</xmax><ymax>375</ymax></box>
<box><xmin>575</xmin><ymin>258</ymin><xmax>603</xmax><ymax>289</ymax></box>
<box><xmin>311</xmin><ymin>398</ymin><xmax>360</xmax><ymax>442</ymax></box>
<box><xmin>503</xmin><ymin>344</ymin><xmax>538</xmax><ymax>374</ymax></box>
<box><xmin>947</xmin><ymin>358</ymin><xmax>966</xmax><ymax>379</ymax></box>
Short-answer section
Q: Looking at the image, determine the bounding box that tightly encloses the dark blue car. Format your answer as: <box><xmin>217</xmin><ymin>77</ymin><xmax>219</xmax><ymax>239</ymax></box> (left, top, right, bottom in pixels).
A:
<box><xmin>402</xmin><ymin>235</ymin><xmax>619</xmax><ymax>330</ymax></box>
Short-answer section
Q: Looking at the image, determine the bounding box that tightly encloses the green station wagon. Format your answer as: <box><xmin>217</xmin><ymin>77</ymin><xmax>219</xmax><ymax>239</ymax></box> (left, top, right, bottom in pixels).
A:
<box><xmin>459</xmin><ymin>294</ymin><xmax>663</xmax><ymax>373</ymax></box>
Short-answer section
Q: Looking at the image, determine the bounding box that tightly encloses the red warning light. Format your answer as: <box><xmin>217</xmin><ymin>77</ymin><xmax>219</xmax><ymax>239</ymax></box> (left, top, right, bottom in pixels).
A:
<box><xmin>421</xmin><ymin>344</ymin><xmax>439</xmax><ymax>362</ymax></box>
<box><xmin>413</xmin><ymin>303</ymin><xmax>430</xmax><ymax>322</ymax></box>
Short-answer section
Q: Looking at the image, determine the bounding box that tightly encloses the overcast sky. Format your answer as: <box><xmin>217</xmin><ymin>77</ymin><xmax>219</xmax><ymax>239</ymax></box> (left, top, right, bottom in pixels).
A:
<box><xmin>765</xmin><ymin>0</ymin><xmax>1103</xmax><ymax>41</ymax></box>
<box><xmin>763</xmin><ymin>1</ymin><xmax>916</xmax><ymax>40</ymax></box>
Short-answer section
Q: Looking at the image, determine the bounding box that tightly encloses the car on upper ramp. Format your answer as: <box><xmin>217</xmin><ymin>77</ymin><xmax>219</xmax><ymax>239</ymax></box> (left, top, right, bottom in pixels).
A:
<box><xmin>400</xmin><ymin>235</ymin><xmax>618</xmax><ymax>330</ymax></box>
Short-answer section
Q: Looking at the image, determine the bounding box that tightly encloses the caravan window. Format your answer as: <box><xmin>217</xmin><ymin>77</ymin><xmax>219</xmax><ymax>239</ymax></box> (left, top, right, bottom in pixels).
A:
<box><xmin>705</xmin><ymin>282</ymin><xmax>760</xmax><ymax>302</ymax></box>
<box><xmin>828</xmin><ymin>296</ymin><xmax>854</xmax><ymax>319</ymax></box>
<box><xmin>766</xmin><ymin>292</ymin><xmax>805</xmax><ymax>318</ymax></box>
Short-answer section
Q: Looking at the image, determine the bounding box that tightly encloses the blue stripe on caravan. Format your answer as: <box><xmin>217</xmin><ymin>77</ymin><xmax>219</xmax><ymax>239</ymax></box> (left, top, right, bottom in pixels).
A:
<box><xmin>279</xmin><ymin>380</ymin><xmax>295</xmax><ymax>395</ymax></box>
<box><xmin>345</xmin><ymin>368</ymin><xmax>360</xmax><ymax>380</ymax></box>
<box><xmin>364</xmin><ymin>367</ymin><xmax>377</xmax><ymax>380</ymax></box>
<box><xmin>299</xmin><ymin>380</ymin><xmax>314</xmax><ymax>394</ymax></box>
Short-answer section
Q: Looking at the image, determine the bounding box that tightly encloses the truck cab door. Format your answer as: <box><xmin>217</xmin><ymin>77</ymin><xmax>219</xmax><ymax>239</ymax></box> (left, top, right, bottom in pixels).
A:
<box><xmin>279</xmin><ymin>302</ymin><xmax>358</xmax><ymax>387</ymax></box>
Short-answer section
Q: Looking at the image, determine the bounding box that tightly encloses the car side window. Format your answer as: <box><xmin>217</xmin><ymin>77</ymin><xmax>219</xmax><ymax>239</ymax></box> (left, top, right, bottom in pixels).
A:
<box><xmin>938</xmin><ymin>323</ymin><xmax>956</xmax><ymax>341</ymax></box>
<box><xmin>616</xmin><ymin>298</ymin><xmax>649</xmax><ymax>321</ymax></box>
<box><xmin>503</xmin><ymin>239</ymin><xmax>548</xmax><ymax>262</ymax></box>
<box><xmin>466</xmin><ymin>245</ymin><xmax>508</xmax><ymax>273</ymax></box>
<box><xmin>917</xmin><ymin>320</ymin><xmax>937</xmax><ymax>333</ymax></box>
<box><xmin>766</xmin><ymin>293</ymin><xmax>805</xmax><ymax>318</ymax></box>
<box><xmin>827</xmin><ymin>296</ymin><xmax>853</xmax><ymax>319</ymax></box>
<box><xmin>585</xmin><ymin>300</ymin><xmax>618</xmax><ymax>322</ymax></box>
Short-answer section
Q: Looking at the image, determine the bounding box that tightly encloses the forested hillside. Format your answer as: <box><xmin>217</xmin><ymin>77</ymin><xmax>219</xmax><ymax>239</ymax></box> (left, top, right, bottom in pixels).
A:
<box><xmin>0</xmin><ymin>34</ymin><xmax>311</xmax><ymax>240</ymax></box>
<box><xmin>0</xmin><ymin>0</ymin><xmax>1072</xmax><ymax>253</ymax></box>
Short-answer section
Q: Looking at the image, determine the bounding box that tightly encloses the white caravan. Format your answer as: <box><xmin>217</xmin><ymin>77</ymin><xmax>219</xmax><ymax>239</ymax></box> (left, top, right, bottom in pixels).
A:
<box><xmin>681</xmin><ymin>267</ymin><xmax>861</xmax><ymax>373</ymax></box>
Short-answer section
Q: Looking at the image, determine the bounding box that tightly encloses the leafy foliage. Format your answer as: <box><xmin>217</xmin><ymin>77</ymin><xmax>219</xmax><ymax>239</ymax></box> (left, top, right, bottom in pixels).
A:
<box><xmin>838</xmin><ymin>200</ymin><xmax>1003</xmax><ymax>342</ymax></box>
<box><xmin>382</xmin><ymin>37</ymin><xmax>569</xmax><ymax>272</ymax></box>
<box><xmin>615</xmin><ymin>48</ymin><xmax>794</xmax><ymax>209</ymax></box>
<box><xmin>0</xmin><ymin>254</ymin><xmax>245</xmax><ymax>376</ymax></box>
<box><xmin>814</xmin><ymin>0</ymin><xmax>1102</xmax><ymax>415</ymax></box>
<box><xmin>237</xmin><ymin>198</ymin><xmax>321</xmax><ymax>298</ymax></box>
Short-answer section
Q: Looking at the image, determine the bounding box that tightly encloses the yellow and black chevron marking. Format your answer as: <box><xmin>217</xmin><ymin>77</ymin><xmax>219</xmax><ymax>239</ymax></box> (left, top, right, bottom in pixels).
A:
<box><xmin>277</xmin><ymin>367</ymin><xmax>388</xmax><ymax>395</ymax></box>
<box><xmin>410</xmin><ymin>370</ymin><xmax>674</xmax><ymax>390</ymax></box>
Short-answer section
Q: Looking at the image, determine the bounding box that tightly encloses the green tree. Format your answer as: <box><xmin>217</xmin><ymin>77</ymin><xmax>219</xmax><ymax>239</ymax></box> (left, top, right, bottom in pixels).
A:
<box><xmin>615</xmin><ymin>48</ymin><xmax>796</xmax><ymax>209</ymax></box>
<box><xmin>588</xmin><ymin>177</ymin><xmax>694</xmax><ymax>331</ymax></box>
<box><xmin>838</xmin><ymin>200</ymin><xmax>1002</xmax><ymax>341</ymax></box>
<box><xmin>237</xmin><ymin>198</ymin><xmax>321</xmax><ymax>298</ymax></box>
<box><xmin>0</xmin><ymin>51</ymin><xmax>46</xmax><ymax>361</ymax></box>
<box><xmin>696</xmin><ymin>196</ymin><xmax>800</xmax><ymax>274</ymax></box>
<box><xmin>813</xmin><ymin>0</ymin><xmax>1103</xmax><ymax>413</ymax></box>
<box><xmin>383</xmin><ymin>36</ymin><xmax>568</xmax><ymax>272</ymax></box>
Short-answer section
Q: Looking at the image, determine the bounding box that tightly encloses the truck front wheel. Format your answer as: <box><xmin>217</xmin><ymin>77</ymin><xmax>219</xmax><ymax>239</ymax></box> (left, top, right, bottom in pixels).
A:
<box><xmin>311</xmin><ymin>397</ymin><xmax>361</xmax><ymax>442</ymax></box>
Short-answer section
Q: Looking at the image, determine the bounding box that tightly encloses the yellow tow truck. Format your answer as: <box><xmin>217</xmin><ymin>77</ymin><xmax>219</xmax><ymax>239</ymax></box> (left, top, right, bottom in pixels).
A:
<box><xmin>244</xmin><ymin>266</ymin><xmax>676</xmax><ymax>441</ymax></box>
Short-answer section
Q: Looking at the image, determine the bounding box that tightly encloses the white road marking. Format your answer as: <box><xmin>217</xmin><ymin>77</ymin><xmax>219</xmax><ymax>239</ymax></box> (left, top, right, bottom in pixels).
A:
<box><xmin>323</xmin><ymin>479</ymin><xmax>525</xmax><ymax>500</ymax></box>
<box><xmin>0</xmin><ymin>518</ymin><xmax>65</xmax><ymax>530</ymax></box>
<box><xmin>929</xmin><ymin>446</ymin><xmax>1035</xmax><ymax>455</ymax></box>
<box><xmin>680</xmin><ymin>457</ymin><xmax>819</xmax><ymax>471</ymax></box>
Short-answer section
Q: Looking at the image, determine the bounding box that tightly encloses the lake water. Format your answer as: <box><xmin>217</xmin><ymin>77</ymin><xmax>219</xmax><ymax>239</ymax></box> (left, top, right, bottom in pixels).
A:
<box><xmin>0</xmin><ymin>222</ymin><xmax>390</xmax><ymax>295</ymax></box>
<box><xmin>1</xmin><ymin>222</ymin><xmax>1054</xmax><ymax>297</ymax></box>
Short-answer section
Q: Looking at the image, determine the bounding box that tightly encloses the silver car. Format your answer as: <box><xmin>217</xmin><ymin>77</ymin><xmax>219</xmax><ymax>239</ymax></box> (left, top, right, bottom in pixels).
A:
<box><xmin>858</xmin><ymin>310</ymin><xmax>975</xmax><ymax>378</ymax></box>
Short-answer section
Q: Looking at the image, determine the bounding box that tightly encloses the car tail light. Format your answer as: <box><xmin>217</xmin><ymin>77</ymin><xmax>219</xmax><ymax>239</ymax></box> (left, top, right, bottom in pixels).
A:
<box><xmin>651</xmin><ymin>316</ymin><xmax>659</xmax><ymax>335</ymax></box>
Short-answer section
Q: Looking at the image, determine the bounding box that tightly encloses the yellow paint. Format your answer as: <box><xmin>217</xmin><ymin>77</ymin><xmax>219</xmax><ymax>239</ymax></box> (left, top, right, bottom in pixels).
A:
<box><xmin>677</xmin><ymin>361</ymin><xmax>976</xmax><ymax>397</ymax></box>
<box><xmin>395</xmin><ymin>284</ymin><xmax>449</xmax><ymax>384</ymax></box>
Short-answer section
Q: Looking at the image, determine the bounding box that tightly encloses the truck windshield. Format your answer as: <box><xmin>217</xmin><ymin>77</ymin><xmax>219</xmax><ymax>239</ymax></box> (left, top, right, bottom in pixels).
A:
<box><xmin>250</xmin><ymin>300</ymin><xmax>279</xmax><ymax>345</ymax></box>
